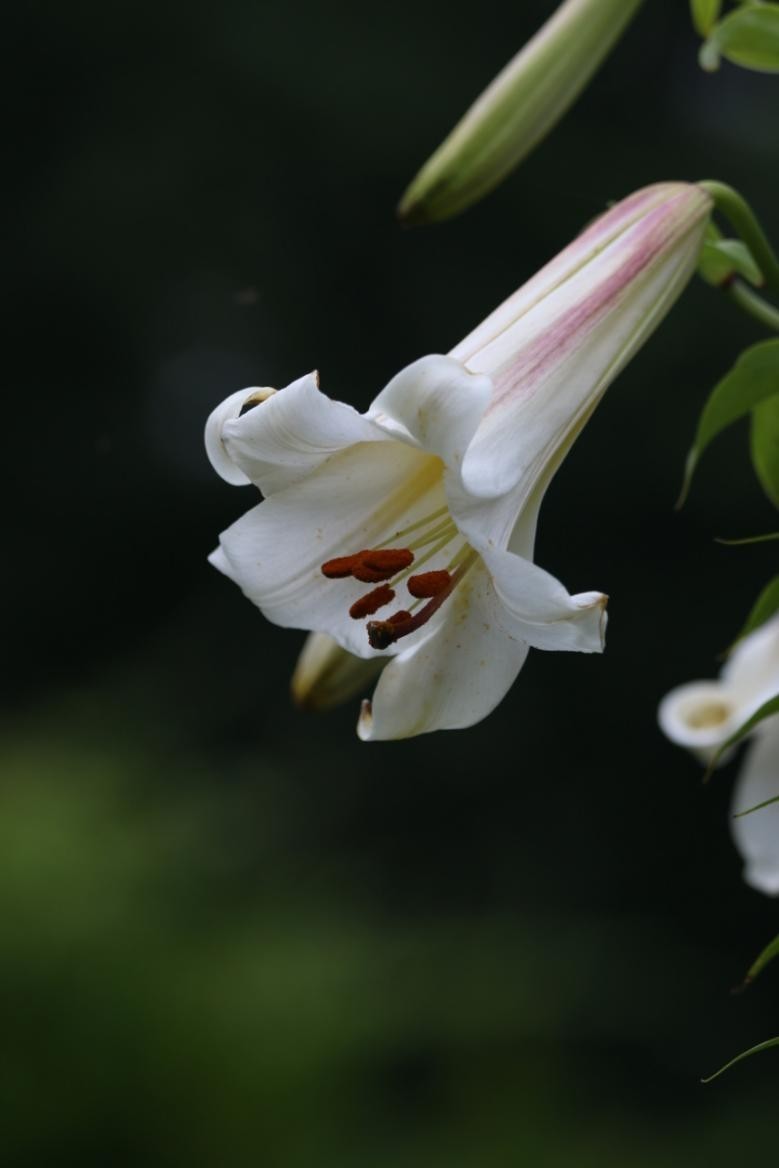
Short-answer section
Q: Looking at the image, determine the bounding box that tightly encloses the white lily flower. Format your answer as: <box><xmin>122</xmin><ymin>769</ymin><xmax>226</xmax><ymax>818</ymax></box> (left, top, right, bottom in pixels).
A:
<box><xmin>658</xmin><ymin>614</ymin><xmax>779</xmax><ymax>895</ymax></box>
<box><xmin>207</xmin><ymin>182</ymin><xmax>711</xmax><ymax>740</ymax></box>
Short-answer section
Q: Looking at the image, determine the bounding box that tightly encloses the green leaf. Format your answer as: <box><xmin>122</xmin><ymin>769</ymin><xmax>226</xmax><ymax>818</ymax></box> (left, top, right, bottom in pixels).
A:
<box><xmin>678</xmin><ymin>340</ymin><xmax>779</xmax><ymax>506</ymax></box>
<box><xmin>742</xmin><ymin>932</ymin><xmax>779</xmax><ymax>986</ymax></box>
<box><xmin>704</xmin><ymin>692</ymin><xmax>779</xmax><ymax>779</ymax></box>
<box><xmin>699</xmin><ymin>237</ymin><xmax>763</xmax><ymax>286</ymax></box>
<box><xmin>691</xmin><ymin>0</ymin><xmax>723</xmax><ymax>36</ymax></box>
<box><xmin>706</xmin><ymin>4</ymin><xmax>779</xmax><ymax>73</ymax></box>
<box><xmin>702</xmin><ymin>1037</ymin><xmax>779</xmax><ymax>1083</ymax></box>
<box><xmin>751</xmin><ymin>394</ymin><xmax>779</xmax><ymax>506</ymax></box>
<box><xmin>733</xmin><ymin>793</ymin><xmax>779</xmax><ymax>818</ymax></box>
<box><xmin>715</xmin><ymin>531</ymin><xmax>779</xmax><ymax>545</ymax></box>
<box><xmin>734</xmin><ymin>575</ymin><xmax>779</xmax><ymax>641</ymax></box>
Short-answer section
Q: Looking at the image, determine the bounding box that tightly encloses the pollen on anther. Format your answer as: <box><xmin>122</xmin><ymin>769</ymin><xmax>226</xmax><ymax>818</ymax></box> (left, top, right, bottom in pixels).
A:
<box><xmin>361</xmin><ymin>548</ymin><xmax>414</xmax><ymax>573</ymax></box>
<box><xmin>351</xmin><ymin>562</ymin><xmax>395</xmax><ymax>583</ymax></box>
<box><xmin>349</xmin><ymin>585</ymin><xmax>395</xmax><ymax>620</ymax></box>
<box><xmin>407</xmin><ymin>570</ymin><xmax>451</xmax><ymax>598</ymax></box>
<box><xmin>321</xmin><ymin>555</ymin><xmax>358</xmax><ymax>578</ymax></box>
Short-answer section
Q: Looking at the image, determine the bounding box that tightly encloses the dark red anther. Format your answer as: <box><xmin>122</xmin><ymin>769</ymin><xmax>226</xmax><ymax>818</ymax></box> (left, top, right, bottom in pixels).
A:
<box><xmin>321</xmin><ymin>555</ymin><xmax>359</xmax><ymax>578</ymax></box>
<box><xmin>407</xmin><ymin>570</ymin><xmax>451</xmax><ymax>598</ymax></box>
<box><xmin>349</xmin><ymin>585</ymin><xmax>395</xmax><ymax>620</ymax></box>
<box><xmin>367</xmin><ymin>611</ymin><xmax>412</xmax><ymax>650</ymax></box>
<box><xmin>361</xmin><ymin>548</ymin><xmax>414</xmax><ymax>573</ymax></box>
<box><xmin>351</xmin><ymin>562</ymin><xmax>394</xmax><ymax>583</ymax></box>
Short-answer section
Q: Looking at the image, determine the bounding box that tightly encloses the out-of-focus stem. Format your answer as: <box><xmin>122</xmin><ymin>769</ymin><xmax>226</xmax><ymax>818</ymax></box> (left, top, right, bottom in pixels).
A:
<box><xmin>700</xmin><ymin>181</ymin><xmax>779</xmax><ymax>296</ymax></box>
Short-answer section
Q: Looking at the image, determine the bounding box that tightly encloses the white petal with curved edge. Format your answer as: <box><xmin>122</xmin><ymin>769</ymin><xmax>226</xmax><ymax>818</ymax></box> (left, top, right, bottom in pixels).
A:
<box><xmin>208</xmin><ymin>543</ymin><xmax>237</xmax><ymax>581</ymax></box>
<box><xmin>368</xmin><ymin>355</ymin><xmax>493</xmax><ymax>473</ymax></box>
<box><xmin>215</xmin><ymin>440</ymin><xmax>447</xmax><ymax>657</ymax></box>
<box><xmin>221</xmin><ymin>372</ymin><xmax>385</xmax><ymax>496</ymax></box>
<box><xmin>731</xmin><ymin>718</ymin><xmax>779</xmax><ymax>896</ymax></box>
<box><xmin>657</xmin><ymin>680</ymin><xmax>743</xmax><ymax>761</ymax></box>
<box><xmin>358</xmin><ymin>560</ymin><xmax>530</xmax><ymax>740</ymax></box>
<box><xmin>205</xmin><ymin>387</ymin><xmax>275</xmax><ymax>485</ymax></box>
<box><xmin>723</xmin><ymin>615</ymin><xmax>779</xmax><ymax>713</ymax></box>
<box><xmin>476</xmin><ymin>543</ymin><xmax>606</xmax><ymax>653</ymax></box>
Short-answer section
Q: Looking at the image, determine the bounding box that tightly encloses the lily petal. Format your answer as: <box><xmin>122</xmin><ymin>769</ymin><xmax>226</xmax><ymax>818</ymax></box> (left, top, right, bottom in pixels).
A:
<box><xmin>460</xmin><ymin>185</ymin><xmax>711</xmax><ymax>502</ymax></box>
<box><xmin>358</xmin><ymin>560</ymin><xmax>529</xmax><ymax>739</ymax></box>
<box><xmin>731</xmin><ymin>718</ymin><xmax>779</xmax><ymax>896</ymax></box>
<box><xmin>368</xmin><ymin>355</ymin><xmax>493</xmax><ymax>472</ymax></box>
<box><xmin>215</xmin><ymin>440</ymin><xmax>446</xmax><ymax>657</ymax></box>
<box><xmin>723</xmin><ymin>614</ymin><xmax>779</xmax><ymax>712</ymax></box>
<box><xmin>205</xmin><ymin>386</ymin><xmax>275</xmax><ymax>486</ymax></box>
<box><xmin>657</xmin><ymin>680</ymin><xmax>744</xmax><ymax>763</ymax></box>
<box><xmin>477</xmin><ymin>543</ymin><xmax>607</xmax><ymax>652</ymax></box>
<box><xmin>219</xmin><ymin>372</ymin><xmax>384</xmax><ymax>496</ymax></box>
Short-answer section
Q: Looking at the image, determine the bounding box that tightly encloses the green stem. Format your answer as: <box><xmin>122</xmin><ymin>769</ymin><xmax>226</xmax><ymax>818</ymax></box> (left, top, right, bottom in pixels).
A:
<box><xmin>726</xmin><ymin>279</ymin><xmax>779</xmax><ymax>332</ymax></box>
<box><xmin>699</xmin><ymin>181</ymin><xmax>779</xmax><ymax>296</ymax></box>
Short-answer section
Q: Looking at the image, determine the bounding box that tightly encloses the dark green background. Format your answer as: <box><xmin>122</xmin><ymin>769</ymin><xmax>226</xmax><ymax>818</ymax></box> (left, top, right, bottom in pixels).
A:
<box><xmin>5</xmin><ymin>1</ymin><xmax>778</xmax><ymax>1164</ymax></box>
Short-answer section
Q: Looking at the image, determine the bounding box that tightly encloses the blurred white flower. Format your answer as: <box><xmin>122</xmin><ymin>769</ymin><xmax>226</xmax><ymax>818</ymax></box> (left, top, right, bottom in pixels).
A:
<box><xmin>658</xmin><ymin>615</ymin><xmax>779</xmax><ymax>895</ymax></box>
<box><xmin>207</xmin><ymin>183</ymin><xmax>711</xmax><ymax>739</ymax></box>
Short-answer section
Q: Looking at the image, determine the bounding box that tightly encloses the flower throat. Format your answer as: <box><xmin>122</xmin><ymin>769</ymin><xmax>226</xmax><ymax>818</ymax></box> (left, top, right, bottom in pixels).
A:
<box><xmin>320</xmin><ymin>505</ymin><xmax>476</xmax><ymax>649</ymax></box>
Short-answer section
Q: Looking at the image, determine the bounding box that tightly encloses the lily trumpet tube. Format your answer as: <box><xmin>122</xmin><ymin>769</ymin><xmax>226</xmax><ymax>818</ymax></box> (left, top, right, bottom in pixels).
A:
<box><xmin>207</xmin><ymin>182</ymin><xmax>712</xmax><ymax>740</ymax></box>
<box><xmin>659</xmin><ymin>614</ymin><xmax>779</xmax><ymax>896</ymax></box>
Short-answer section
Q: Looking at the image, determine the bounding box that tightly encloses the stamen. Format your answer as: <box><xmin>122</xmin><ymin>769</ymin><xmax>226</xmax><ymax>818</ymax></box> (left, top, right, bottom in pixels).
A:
<box><xmin>321</xmin><ymin>555</ymin><xmax>360</xmax><ymax>579</ymax></box>
<box><xmin>322</xmin><ymin>548</ymin><xmax>413</xmax><ymax>583</ymax></box>
<box><xmin>366</xmin><ymin>553</ymin><xmax>477</xmax><ymax>650</ymax></box>
<box><xmin>367</xmin><ymin>611</ymin><xmax>412</xmax><ymax>650</ymax></box>
<box><xmin>361</xmin><ymin>548</ymin><xmax>414</xmax><ymax>573</ymax></box>
<box><xmin>349</xmin><ymin>585</ymin><xmax>395</xmax><ymax>619</ymax></box>
<box><xmin>385</xmin><ymin>505</ymin><xmax>449</xmax><ymax>540</ymax></box>
<box><xmin>407</xmin><ymin>570</ymin><xmax>451</xmax><ymax>598</ymax></box>
<box><xmin>407</xmin><ymin>518</ymin><xmax>457</xmax><ymax>552</ymax></box>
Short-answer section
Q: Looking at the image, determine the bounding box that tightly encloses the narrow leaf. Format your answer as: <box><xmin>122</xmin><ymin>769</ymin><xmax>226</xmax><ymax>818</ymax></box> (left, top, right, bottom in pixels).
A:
<box><xmin>751</xmin><ymin>394</ymin><xmax>779</xmax><ymax>507</ymax></box>
<box><xmin>678</xmin><ymin>340</ymin><xmax>779</xmax><ymax>506</ymax></box>
<box><xmin>742</xmin><ymin>932</ymin><xmax>779</xmax><ymax>987</ymax></box>
<box><xmin>699</xmin><ymin>238</ymin><xmax>762</xmax><ymax>286</ymax></box>
<box><xmin>715</xmin><ymin>531</ymin><xmax>779</xmax><ymax>545</ymax></box>
<box><xmin>708</xmin><ymin>4</ymin><xmax>779</xmax><ymax>73</ymax></box>
<box><xmin>690</xmin><ymin>0</ymin><xmax>723</xmax><ymax>36</ymax></box>
<box><xmin>702</xmin><ymin>1037</ymin><xmax>779</xmax><ymax>1083</ymax></box>
<box><xmin>733</xmin><ymin>793</ymin><xmax>779</xmax><ymax>818</ymax></box>
<box><xmin>705</xmin><ymin>693</ymin><xmax>779</xmax><ymax>779</ymax></box>
<box><xmin>734</xmin><ymin>575</ymin><xmax>779</xmax><ymax>642</ymax></box>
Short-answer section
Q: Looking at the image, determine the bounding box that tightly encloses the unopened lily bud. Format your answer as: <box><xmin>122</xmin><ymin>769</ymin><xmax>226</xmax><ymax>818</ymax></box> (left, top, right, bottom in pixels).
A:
<box><xmin>291</xmin><ymin>632</ymin><xmax>385</xmax><ymax>711</ymax></box>
<box><xmin>398</xmin><ymin>0</ymin><xmax>645</xmax><ymax>225</ymax></box>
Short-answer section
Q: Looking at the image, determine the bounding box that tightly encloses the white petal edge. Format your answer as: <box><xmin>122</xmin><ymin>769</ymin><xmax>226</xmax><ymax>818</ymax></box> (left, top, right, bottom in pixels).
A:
<box><xmin>731</xmin><ymin>718</ymin><xmax>779</xmax><ymax>896</ymax></box>
<box><xmin>657</xmin><ymin>680</ymin><xmax>744</xmax><ymax>762</ymax></box>
<box><xmin>478</xmin><ymin>543</ymin><xmax>607</xmax><ymax>653</ymax></box>
<box><xmin>358</xmin><ymin>560</ymin><xmax>530</xmax><ymax>740</ymax></box>
<box><xmin>205</xmin><ymin>386</ymin><xmax>276</xmax><ymax>485</ymax></box>
<box><xmin>722</xmin><ymin>614</ymin><xmax>779</xmax><ymax>712</ymax></box>
<box><xmin>221</xmin><ymin>372</ymin><xmax>385</xmax><ymax>496</ymax></box>
<box><xmin>368</xmin><ymin>355</ymin><xmax>493</xmax><ymax>474</ymax></box>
